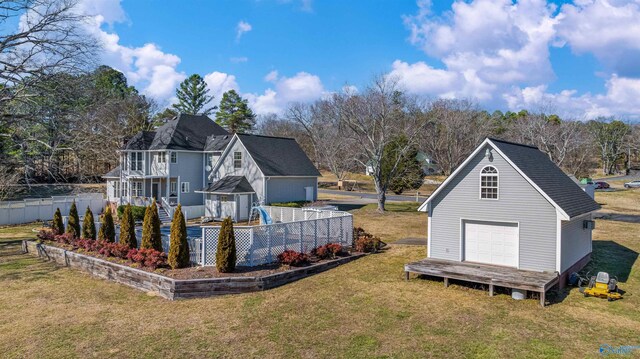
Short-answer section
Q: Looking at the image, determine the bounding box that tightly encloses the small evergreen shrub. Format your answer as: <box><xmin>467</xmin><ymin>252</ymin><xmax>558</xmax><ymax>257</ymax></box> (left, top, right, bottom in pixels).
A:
<box><xmin>98</xmin><ymin>206</ymin><xmax>116</xmax><ymax>242</ymax></box>
<box><xmin>66</xmin><ymin>201</ymin><xmax>81</xmax><ymax>238</ymax></box>
<box><xmin>141</xmin><ymin>201</ymin><xmax>163</xmax><ymax>252</ymax></box>
<box><xmin>51</xmin><ymin>208</ymin><xmax>64</xmax><ymax>235</ymax></box>
<box><xmin>277</xmin><ymin>250</ymin><xmax>309</xmax><ymax>266</ymax></box>
<box><xmin>215</xmin><ymin>217</ymin><xmax>236</xmax><ymax>273</ymax></box>
<box><xmin>312</xmin><ymin>243</ymin><xmax>345</xmax><ymax>259</ymax></box>
<box><xmin>82</xmin><ymin>207</ymin><xmax>96</xmax><ymax>240</ymax></box>
<box><xmin>168</xmin><ymin>204</ymin><xmax>190</xmax><ymax>269</ymax></box>
<box><xmin>119</xmin><ymin>204</ymin><xmax>137</xmax><ymax>249</ymax></box>
<box><xmin>117</xmin><ymin>205</ymin><xmax>146</xmax><ymax>222</ymax></box>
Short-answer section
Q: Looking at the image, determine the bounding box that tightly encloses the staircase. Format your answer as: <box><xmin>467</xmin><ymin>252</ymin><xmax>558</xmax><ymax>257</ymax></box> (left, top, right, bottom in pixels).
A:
<box><xmin>157</xmin><ymin>206</ymin><xmax>172</xmax><ymax>224</ymax></box>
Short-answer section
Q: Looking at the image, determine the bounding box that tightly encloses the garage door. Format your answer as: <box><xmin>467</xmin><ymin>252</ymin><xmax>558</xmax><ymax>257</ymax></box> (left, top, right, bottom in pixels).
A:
<box><xmin>464</xmin><ymin>221</ymin><xmax>518</xmax><ymax>267</ymax></box>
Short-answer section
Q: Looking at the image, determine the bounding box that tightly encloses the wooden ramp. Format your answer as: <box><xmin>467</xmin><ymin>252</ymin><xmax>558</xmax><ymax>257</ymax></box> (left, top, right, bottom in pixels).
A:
<box><xmin>404</xmin><ymin>258</ymin><xmax>559</xmax><ymax>307</ymax></box>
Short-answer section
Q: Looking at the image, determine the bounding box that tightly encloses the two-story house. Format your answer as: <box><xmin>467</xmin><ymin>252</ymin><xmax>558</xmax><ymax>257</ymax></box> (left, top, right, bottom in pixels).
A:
<box><xmin>104</xmin><ymin>114</ymin><xmax>320</xmax><ymax>221</ymax></box>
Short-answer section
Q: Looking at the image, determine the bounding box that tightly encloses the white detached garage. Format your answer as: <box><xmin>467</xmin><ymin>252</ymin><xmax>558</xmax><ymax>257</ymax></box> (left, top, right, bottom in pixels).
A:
<box><xmin>409</xmin><ymin>138</ymin><xmax>600</xmax><ymax>302</ymax></box>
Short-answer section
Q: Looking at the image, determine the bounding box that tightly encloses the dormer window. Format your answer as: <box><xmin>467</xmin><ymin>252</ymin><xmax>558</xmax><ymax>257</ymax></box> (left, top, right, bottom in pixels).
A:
<box><xmin>234</xmin><ymin>152</ymin><xmax>242</xmax><ymax>169</ymax></box>
<box><xmin>480</xmin><ymin>166</ymin><xmax>498</xmax><ymax>199</ymax></box>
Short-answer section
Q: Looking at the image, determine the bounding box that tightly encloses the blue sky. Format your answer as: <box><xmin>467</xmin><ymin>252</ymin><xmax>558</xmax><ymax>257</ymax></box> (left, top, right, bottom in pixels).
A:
<box><xmin>84</xmin><ymin>0</ymin><xmax>640</xmax><ymax>119</ymax></box>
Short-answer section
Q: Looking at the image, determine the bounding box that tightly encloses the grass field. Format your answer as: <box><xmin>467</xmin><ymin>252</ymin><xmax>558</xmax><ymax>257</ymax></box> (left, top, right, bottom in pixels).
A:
<box><xmin>0</xmin><ymin>193</ymin><xmax>639</xmax><ymax>358</ymax></box>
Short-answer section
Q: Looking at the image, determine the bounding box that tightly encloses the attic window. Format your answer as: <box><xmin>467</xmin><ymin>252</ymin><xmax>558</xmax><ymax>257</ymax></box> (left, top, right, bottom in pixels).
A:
<box><xmin>480</xmin><ymin>166</ymin><xmax>498</xmax><ymax>199</ymax></box>
<box><xmin>233</xmin><ymin>152</ymin><xmax>242</xmax><ymax>169</ymax></box>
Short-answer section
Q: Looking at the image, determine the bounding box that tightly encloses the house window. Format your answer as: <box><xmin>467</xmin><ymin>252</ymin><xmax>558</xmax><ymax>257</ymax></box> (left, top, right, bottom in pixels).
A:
<box><xmin>157</xmin><ymin>152</ymin><xmax>166</xmax><ymax>164</ymax></box>
<box><xmin>181</xmin><ymin>182</ymin><xmax>190</xmax><ymax>193</ymax></box>
<box><xmin>220</xmin><ymin>195</ymin><xmax>228</xmax><ymax>202</ymax></box>
<box><xmin>114</xmin><ymin>181</ymin><xmax>121</xmax><ymax>198</ymax></box>
<box><xmin>170</xmin><ymin>152</ymin><xmax>177</xmax><ymax>163</ymax></box>
<box><xmin>130</xmin><ymin>152</ymin><xmax>143</xmax><ymax>171</ymax></box>
<box><xmin>132</xmin><ymin>181</ymin><xmax>143</xmax><ymax>197</ymax></box>
<box><xmin>170</xmin><ymin>181</ymin><xmax>177</xmax><ymax>196</ymax></box>
<box><xmin>480</xmin><ymin>166</ymin><xmax>498</xmax><ymax>199</ymax></box>
<box><xmin>233</xmin><ymin>151</ymin><xmax>242</xmax><ymax>169</ymax></box>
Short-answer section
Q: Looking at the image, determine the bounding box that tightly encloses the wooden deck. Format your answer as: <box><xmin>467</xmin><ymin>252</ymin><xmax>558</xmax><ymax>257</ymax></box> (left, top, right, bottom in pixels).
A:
<box><xmin>404</xmin><ymin>258</ymin><xmax>559</xmax><ymax>306</ymax></box>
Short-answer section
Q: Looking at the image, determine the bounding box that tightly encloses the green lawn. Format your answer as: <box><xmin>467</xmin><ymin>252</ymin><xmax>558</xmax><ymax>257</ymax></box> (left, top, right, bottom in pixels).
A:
<box><xmin>0</xmin><ymin>195</ymin><xmax>639</xmax><ymax>358</ymax></box>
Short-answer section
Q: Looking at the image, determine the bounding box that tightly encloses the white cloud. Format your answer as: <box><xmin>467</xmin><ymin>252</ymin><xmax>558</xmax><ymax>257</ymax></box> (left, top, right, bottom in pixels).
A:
<box><xmin>236</xmin><ymin>21</ymin><xmax>252</xmax><ymax>41</ymax></box>
<box><xmin>264</xmin><ymin>70</ymin><xmax>279</xmax><ymax>82</ymax></box>
<box><xmin>230</xmin><ymin>56</ymin><xmax>248</xmax><ymax>63</ymax></box>
<box><xmin>247</xmin><ymin>71</ymin><xmax>326</xmax><ymax>114</ymax></box>
<box><xmin>204</xmin><ymin>71</ymin><xmax>240</xmax><ymax>106</ymax></box>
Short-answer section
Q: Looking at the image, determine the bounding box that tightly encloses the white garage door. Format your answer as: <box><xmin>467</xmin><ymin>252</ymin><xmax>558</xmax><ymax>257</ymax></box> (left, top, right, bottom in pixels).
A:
<box><xmin>464</xmin><ymin>221</ymin><xmax>518</xmax><ymax>267</ymax></box>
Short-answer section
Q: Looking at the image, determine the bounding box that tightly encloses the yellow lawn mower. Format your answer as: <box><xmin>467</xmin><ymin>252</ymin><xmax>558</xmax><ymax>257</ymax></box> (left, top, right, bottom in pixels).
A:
<box><xmin>579</xmin><ymin>272</ymin><xmax>623</xmax><ymax>302</ymax></box>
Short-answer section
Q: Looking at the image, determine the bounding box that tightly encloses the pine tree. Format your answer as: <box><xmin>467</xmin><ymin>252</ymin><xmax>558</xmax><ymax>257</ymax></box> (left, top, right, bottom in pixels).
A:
<box><xmin>215</xmin><ymin>89</ymin><xmax>256</xmax><ymax>133</ymax></box>
<box><xmin>52</xmin><ymin>207</ymin><xmax>64</xmax><ymax>235</ymax></box>
<box><xmin>119</xmin><ymin>204</ymin><xmax>137</xmax><ymax>249</ymax></box>
<box><xmin>141</xmin><ymin>200</ymin><xmax>163</xmax><ymax>252</ymax></box>
<box><xmin>66</xmin><ymin>201</ymin><xmax>81</xmax><ymax>238</ymax></box>
<box><xmin>98</xmin><ymin>206</ymin><xmax>116</xmax><ymax>242</ymax></box>
<box><xmin>216</xmin><ymin>217</ymin><xmax>236</xmax><ymax>273</ymax></box>
<box><xmin>168</xmin><ymin>204</ymin><xmax>190</xmax><ymax>269</ymax></box>
<box><xmin>82</xmin><ymin>206</ymin><xmax>96</xmax><ymax>240</ymax></box>
<box><xmin>172</xmin><ymin>74</ymin><xmax>215</xmax><ymax>115</ymax></box>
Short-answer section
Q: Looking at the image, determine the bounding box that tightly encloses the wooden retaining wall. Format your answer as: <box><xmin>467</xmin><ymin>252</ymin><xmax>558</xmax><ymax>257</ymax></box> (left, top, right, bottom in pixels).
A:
<box><xmin>23</xmin><ymin>241</ymin><xmax>364</xmax><ymax>300</ymax></box>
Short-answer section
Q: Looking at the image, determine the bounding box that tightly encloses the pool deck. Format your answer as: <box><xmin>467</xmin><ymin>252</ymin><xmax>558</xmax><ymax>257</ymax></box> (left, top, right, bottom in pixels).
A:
<box><xmin>404</xmin><ymin>258</ymin><xmax>559</xmax><ymax>307</ymax></box>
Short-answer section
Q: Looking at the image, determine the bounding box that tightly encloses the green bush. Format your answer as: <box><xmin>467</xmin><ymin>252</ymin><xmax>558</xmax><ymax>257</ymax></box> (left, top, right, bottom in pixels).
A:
<box><xmin>168</xmin><ymin>204</ymin><xmax>190</xmax><ymax>269</ymax></box>
<box><xmin>269</xmin><ymin>201</ymin><xmax>310</xmax><ymax>208</ymax></box>
<box><xmin>141</xmin><ymin>201</ymin><xmax>163</xmax><ymax>252</ymax></box>
<box><xmin>82</xmin><ymin>206</ymin><xmax>96</xmax><ymax>240</ymax></box>
<box><xmin>117</xmin><ymin>205</ymin><xmax>146</xmax><ymax>222</ymax></box>
<box><xmin>119</xmin><ymin>204</ymin><xmax>137</xmax><ymax>249</ymax></box>
<box><xmin>98</xmin><ymin>206</ymin><xmax>116</xmax><ymax>242</ymax></box>
<box><xmin>52</xmin><ymin>207</ymin><xmax>64</xmax><ymax>235</ymax></box>
<box><xmin>216</xmin><ymin>217</ymin><xmax>236</xmax><ymax>273</ymax></box>
<box><xmin>66</xmin><ymin>201</ymin><xmax>81</xmax><ymax>238</ymax></box>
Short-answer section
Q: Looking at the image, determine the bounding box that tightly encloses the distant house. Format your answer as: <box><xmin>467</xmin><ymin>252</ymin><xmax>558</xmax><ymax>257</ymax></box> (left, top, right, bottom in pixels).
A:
<box><xmin>417</xmin><ymin>138</ymin><xmax>600</xmax><ymax>281</ymax></box>
<box><xmin>365</xmin><ymin>152</ymin><xmax>440</xmax><ymax>176</ymax></box>
<box><xmin>104</xmin><ymin>114</ymin><xmax>320</xmax><ymax>221</ymax></box>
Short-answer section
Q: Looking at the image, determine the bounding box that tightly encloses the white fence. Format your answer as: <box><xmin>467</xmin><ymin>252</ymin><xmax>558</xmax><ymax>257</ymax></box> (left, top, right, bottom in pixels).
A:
<box><xmin>200</xmin><ymin>206</ymin><xmax>353</xmax><ymax>267</ymax></box>
<box><xmin>0</xmin><ymin>193</ymin><xmax>106</xmax><ymax>226</ymax></box>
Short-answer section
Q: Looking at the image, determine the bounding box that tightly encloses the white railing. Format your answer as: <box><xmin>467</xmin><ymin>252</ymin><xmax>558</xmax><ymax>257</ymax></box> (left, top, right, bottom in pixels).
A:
<box><xmin>161</xmin><ymin>197</ymin><xmax>175</xmax><ymax>219</ymax></box>
<box><xmin>199</xmin><ymin>208</ymin><xmax>353</xmax><ymax>267</ymax></box>
<box><xmin>0</xmin><ymin>193</ymin><xmax>106</xmax><ymax>226</ymax></box>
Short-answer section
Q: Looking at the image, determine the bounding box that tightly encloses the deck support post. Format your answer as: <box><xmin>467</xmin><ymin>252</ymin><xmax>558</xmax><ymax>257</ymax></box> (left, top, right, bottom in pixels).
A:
<box><xmin>404</xmin><ymin>271</ymin><xmax>409</xmax><ymax>281</ymax></box>
<box><xmin>489</xmin><ymin>284</ymin><xmax>494</xmax><ymax>297</ymax></box>
<box><xmin>444</xmin><ymin>277</ymin><xmax>449</xmax><ymax>288</ymax></box>
<box><xmin>540</xmin><ymin>291</ymin><xmax>546</xmax><ymax>307</ymax></box>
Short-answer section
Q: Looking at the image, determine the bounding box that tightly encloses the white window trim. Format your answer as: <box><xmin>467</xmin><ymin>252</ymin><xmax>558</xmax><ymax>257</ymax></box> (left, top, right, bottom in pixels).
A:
<box><xmin>170</xmin><ymin>181</ymin><xmax>177</xmax><ymax>196</ymax></box>
<box><xmin>181</xmin><ymin>182</ymin><xmax>190</xmax><ymax>193</ymax></box>
<box><xmin>132</xmin><ymin>181</ymin><xmax>143</xmax><ymax>197</ymax></box>
<box><xmin>157</xmin><ymin>152</ymin><xmax>166</xmax><ymax>164</ymax></box>
<box><xmin>233</xmin><ymin>151</ymin><xmax>242</xmax><ymax>169</ymax></box>
<box><xmin>479</xmin><ymin>165</ymin><xmax>499</xmax><ymax>200</ymax></box>
<box><xmin>170</xmin><ymin>152</ymin><xmax>177</xmax><ymax>164</ymax></box>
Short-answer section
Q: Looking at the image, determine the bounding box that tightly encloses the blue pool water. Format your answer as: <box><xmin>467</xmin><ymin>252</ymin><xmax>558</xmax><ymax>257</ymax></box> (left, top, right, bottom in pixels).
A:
<box><xmin>158</xmin><ymin>225</ymin><xmax>203</xmax><ymax>238</ymax></box>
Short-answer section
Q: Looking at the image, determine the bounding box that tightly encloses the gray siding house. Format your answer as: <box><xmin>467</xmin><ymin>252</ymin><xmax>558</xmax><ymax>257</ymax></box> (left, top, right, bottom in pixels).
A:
<box><xmin>104</xmin><ymin>114</ymin><xmax>320</xmax><ymax>221</ymax></box>
<box><xmin>418</xmin><ymin>138</ymin><xmax>600</xmax><ymax>280</ymax></box>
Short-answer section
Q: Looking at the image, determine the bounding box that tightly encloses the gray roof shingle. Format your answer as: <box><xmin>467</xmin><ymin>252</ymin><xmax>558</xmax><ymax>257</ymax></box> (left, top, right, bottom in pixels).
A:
<box><xmin>237</xmin><ymin>134</ymin><xmax>321</xmax><ymax>177</ymax></box>
<box><xmin>200</xmin><ymin>176</ymin><xmax>255</xmax><ymax>194</ymax></box>
<box><xmin>103</xmin><ymin>165</ymin><xmax>121</xmax><ymax>178</ymax></box>
<box><xmin>490</xmin><ymin>138</ymin><xmax>600</xmax><ymax>218</ymax></box>
<box><xmin>204</xmin><ymin>134</ymin><xmax>232</xmax><ymax>152</ymax></box>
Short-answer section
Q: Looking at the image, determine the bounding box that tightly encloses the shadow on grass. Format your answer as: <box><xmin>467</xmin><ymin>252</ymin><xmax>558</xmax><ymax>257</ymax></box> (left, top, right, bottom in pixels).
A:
<box><xmin>595</xmin><ymin>212</ymin><xmax>640</xmax><ymax>224</ymax></box>
<box><xmin>334</xmin><ymin>203</ymin><xmax>367</xmax><ymax>211</ymax></box>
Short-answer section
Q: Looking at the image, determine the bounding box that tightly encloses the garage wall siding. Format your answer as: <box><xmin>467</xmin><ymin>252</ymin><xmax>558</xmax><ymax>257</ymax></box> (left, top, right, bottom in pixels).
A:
<box><xmin>267</xmin><ymin>178</ymin><xmax>317</xmax><ymax>204</ymax></box>
<box><xmin>430</xmin><ymin>144</ymin><xmax>558</xmax><ymax>272</ymax></box>
<box><xmin>561</xmin><ymin>215</ymin><xmax>592</xmax><ymax>272</ymax></box>
<box><xmin>170</xmin><ymin>151</ymin><xmax>204</xmax><ymax>207</ymax></box>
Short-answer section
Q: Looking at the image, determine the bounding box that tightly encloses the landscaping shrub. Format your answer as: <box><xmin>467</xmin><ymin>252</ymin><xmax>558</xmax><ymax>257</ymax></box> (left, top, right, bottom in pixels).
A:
<box><xmin>37</xmin><ymin>229</ymin><xmax>55</xmax><ymax>242</ymax></box>
<box><xmin>141</xmin><ymin>201</ymin><xmax>163</xmax><ymax>252</ymax></box>
<box><xmin>98</xmin><ymin>241</ymin><xmax>130</xmax><ymax>259</ymax></box>
<box><xmin>353</xmin><ymin>227</ymin><xmax>385</xmax><ymax>253</ymax></box>
<box><xmin>54</xmin><ymin>233</ymin><xmax>75</xmax><ymax>245</ymax></box>
<box><xmin>127</xmin><ymin>248</ymin><xmax>167</xmax><ymax>270</ymax></box>
<box><xmin>277</xmin><ymin>250</ymin><xmax>309</xmax><ymax>266</ymax></box>
<box><xmin>168</xmin><ymin>204</ymin><xmax>190</xmax><ymax>269</ymax></box>
<box><xmin>51</xmin><ymin>208</ymin><xmax>64</xmax><ymax>235</ymax></box>
<box><xmin>117</xmin><ymin>205</ymin><xmax>146</xmax><ymax>222</ymax></box>
<box><xmin>119</xmin><ymin>204</ymin><xmax>137</xmax><ymax>249</ymax></box>
<box><xmin>216</xmin><ymin>217</ymin><xmax>236</xmax><ymax>273</ymax></box>
<box><xmin>82</xmin><ymin>207</ymin><xmax>96</xmax><ymax>240</ymax></box>
<box><xmin>75</xmin><ymin>238</ymin><xmax>100</xmax><ymax>252</ymax></box>
<box><xmin>66</xmin><ymin>201</ymin><xmax>81</xmax><ymax>238</ymax></box>
<box><xmin>98</xmin><ymin>206</ymin><xmax>116</xmax><ymax>242</ymax></box>
<box><xmin>312</xmin><ymin>243</ymin><xmax>345</xmax><ymax>259</ymax></box>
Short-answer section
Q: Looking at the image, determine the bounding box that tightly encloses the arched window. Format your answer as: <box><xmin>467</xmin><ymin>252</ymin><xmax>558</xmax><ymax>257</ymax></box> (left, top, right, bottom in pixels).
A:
<box><xmin>480</xmin><ymin>166</ymin><xmax>498</xmax><ymax>199</ymax></box>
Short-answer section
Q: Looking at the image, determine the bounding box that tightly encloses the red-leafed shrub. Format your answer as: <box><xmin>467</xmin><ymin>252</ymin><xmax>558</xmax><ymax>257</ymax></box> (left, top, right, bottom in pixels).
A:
<box><xmin>37</xmin><ymin>230</ymin><xmax>55</xmax><ymax>242</ymax></box>
<box><xmin>352</xmin><ymin>227</ymin><xmax>385</xmax><ymax>253</ymax></box>
<box><xmin>312</xmin><ymin>243</ymin><xmax>345</xmax><ymax>259</ymax></box>
<box><xmin>127</xmin><ymin>248</ymin><xmax>167</xmax><ymax>270</ymax></box>
<box><xmin>54</xmin><ymin>233</ymin><xmax>76</xmax><ymax>245</ymax></box>
<box><xmin>98</xmin><ymin>241</ymin><xmax>130</xmax><ymax>259</ymax></box>
<box><xmin>75</xmin><ymin>238</ymin><xmax>100</xmax><ymax>252</ymax></box>
<box><xmin>277</xmin><ymin>250</ymin><xmax>309</xmax><ymax>267</ymax></box>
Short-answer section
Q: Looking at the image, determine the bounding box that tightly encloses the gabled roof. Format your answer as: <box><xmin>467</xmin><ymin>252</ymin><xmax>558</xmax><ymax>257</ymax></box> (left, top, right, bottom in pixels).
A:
<box><xmin>235</xmin><ymin>134</ymin><xmax>321</xmax><ymax>177</ymax></box>
<box><xmin>123</xmin><ymin>114</ymin><xmax>228</xmax><ymax>151</ymax></box>
<box><xmin>419</xmin><ymin>138</ymin><xmax>600</xmax><ymax>219</ymax></box>
<box><xmin>198</xmin><ymin>176</ymin><xmax>255</xmax><ymax>194</ymax></box>
<box><xmin>103</xmin><ymin>165</ymin><xmax>121</xmax><ymax>178</ymax></box>
<box><xmin>204</xmin><ymin>134</ymin><xmax>231</xmax><ymax>152</ymax></box>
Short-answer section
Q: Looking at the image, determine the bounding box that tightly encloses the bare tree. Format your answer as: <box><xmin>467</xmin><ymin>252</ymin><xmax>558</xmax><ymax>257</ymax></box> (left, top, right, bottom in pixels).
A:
<box><xmin>587</xmin><ymin>119</ymin><xmax>631</xmax><ymax>175</ymax></box>
<box><xmin>338</xmin><ymin>76</ymin><xmax>428</xmax><ymax>212</ymax></box>
<box><xmin>0</xmin><ymin>0</ymin><xmax>96</xmax><ymax>108</ymax></box>
<box><xmin>420</xmin><ymin>99</ymin><xmax>492</xmax><ymax>175</ymax></box>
